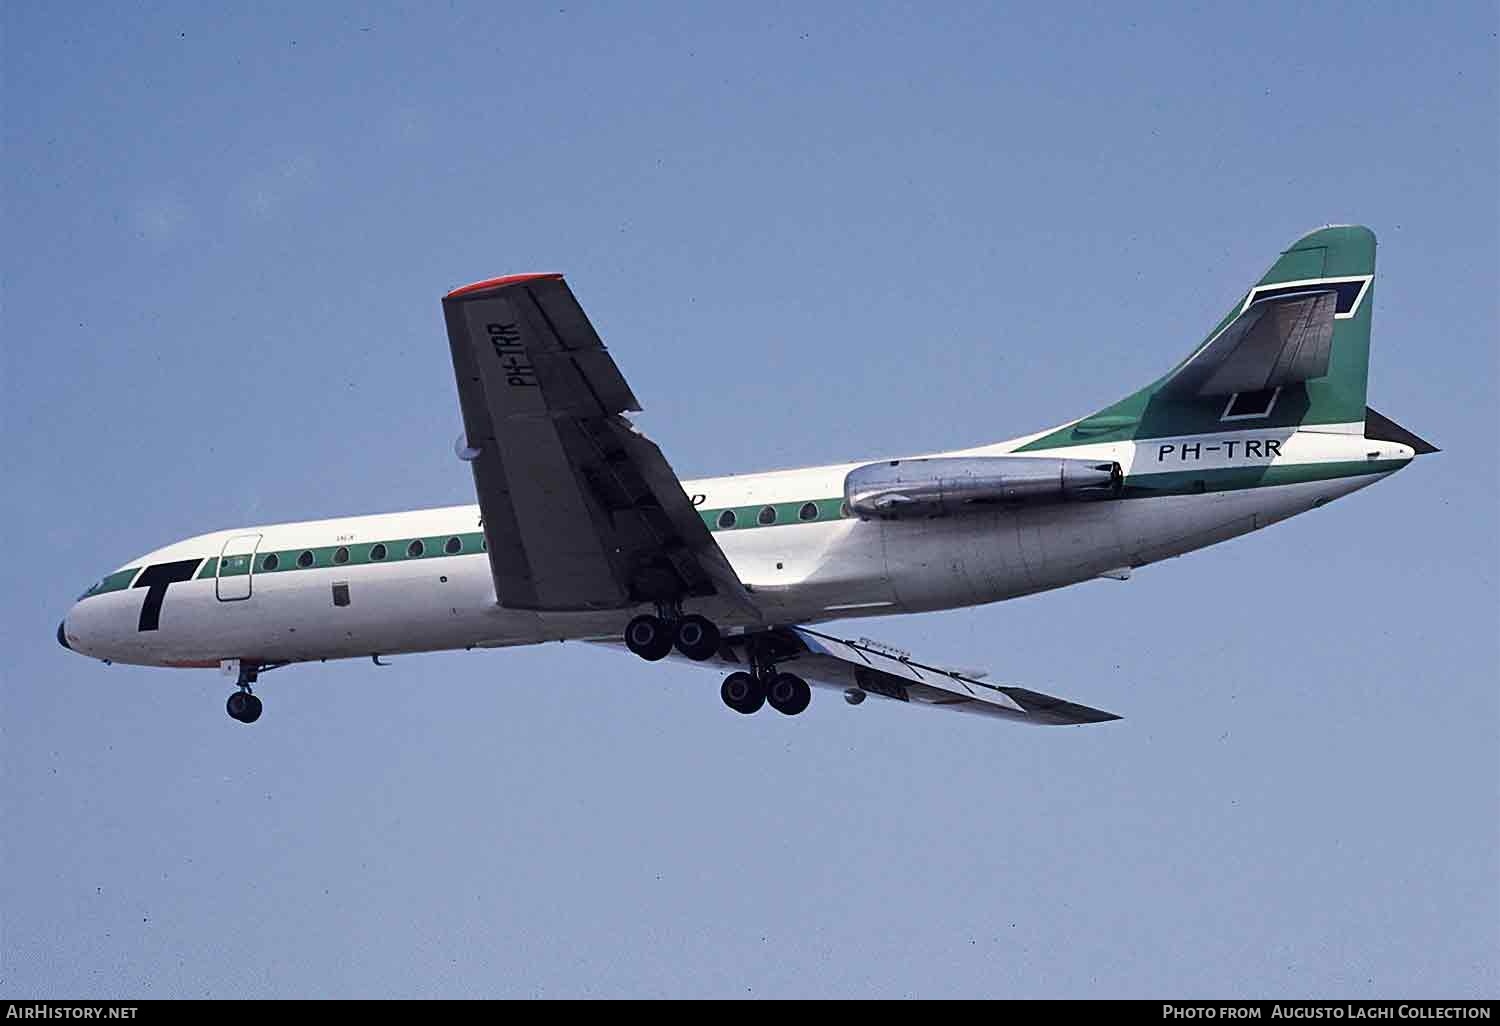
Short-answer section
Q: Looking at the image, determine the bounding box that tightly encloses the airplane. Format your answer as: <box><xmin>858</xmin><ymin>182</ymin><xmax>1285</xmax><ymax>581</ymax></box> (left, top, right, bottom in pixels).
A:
<box><xmin>58</xmin><ymin>224</ymin><xmax>1436</xmax><ymax>726</ymax></box>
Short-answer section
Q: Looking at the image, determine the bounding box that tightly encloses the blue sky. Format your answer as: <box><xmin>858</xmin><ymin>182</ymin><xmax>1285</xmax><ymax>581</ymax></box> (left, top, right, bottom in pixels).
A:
<box><xmin>3</xmin><ymin>1</ymin><xmax>1496</xmax><ymax>998</ymax></box>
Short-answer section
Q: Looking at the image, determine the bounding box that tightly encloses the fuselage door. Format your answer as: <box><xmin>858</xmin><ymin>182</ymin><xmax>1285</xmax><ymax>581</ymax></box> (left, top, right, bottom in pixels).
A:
<box><xmin>216</xmin><ymin>533</ymin><xmax>262</xmax><ymax>601</ymax></box>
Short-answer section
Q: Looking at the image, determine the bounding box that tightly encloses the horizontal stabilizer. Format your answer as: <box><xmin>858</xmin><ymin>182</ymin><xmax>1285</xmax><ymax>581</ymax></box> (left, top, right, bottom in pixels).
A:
<box><xmin>1365</xmin><ymin>407</ymin><xmax>1439</xmax><ymax>454</ymax></box>
<box><xmin>1160</xmin><ymin>289</ymin><xmax>1338</xmax><ymax>399</ymax></box>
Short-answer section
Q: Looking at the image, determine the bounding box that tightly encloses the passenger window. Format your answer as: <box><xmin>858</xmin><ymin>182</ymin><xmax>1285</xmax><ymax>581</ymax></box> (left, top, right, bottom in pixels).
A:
<box><xmin>717</xmin><ymin>509</ymin><xmax>737</xmax><ymax>529</ymax></box>
<box><xmin>799</xmin><ymin>502</ymin><xmax>819</xmax><ymax>521</ymax></box>
<box><xmin>758</xmin><ymin>505</ymin><xmax>777</xmax><ymax>526</ymax></box>
<box><xmin>407</xmin><ymin>539</ymin><xmax>425</xmax><ymax>558</ymax></box>
<box><xmin>297</xmin><ymin>550</ymin><xmax>314</xmax><ymax>568</ymax></box>
<box><xmin>370</xmin><ymin>543</ymin><xmax>387</xmax><ymax>561</ymax></box>
<box><xmin>333</xmin><ymin>546</ymin><xmax>350</xmax><ymax>565</ymax></box>
<box><xmin>262</xmin><ymin>553</ymin><xmax>280</xmax><ymax>571</ymax></box>
<box><xmin>840</xmin><ymin>501</ymin><xmax>851</xmax><ymax>518</ymax></box>
<box><xmin>444</xmin><ymin>536</ymin><xmax>462</xmax><ymax>555</ymax></box>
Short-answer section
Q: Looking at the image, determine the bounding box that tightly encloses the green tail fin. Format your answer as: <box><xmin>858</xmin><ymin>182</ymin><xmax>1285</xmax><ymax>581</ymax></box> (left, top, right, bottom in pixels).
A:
<box><xmin>1022</xmin><ymin>225</ymin><xmax>1378</xmax><ymax>449</ymax></box>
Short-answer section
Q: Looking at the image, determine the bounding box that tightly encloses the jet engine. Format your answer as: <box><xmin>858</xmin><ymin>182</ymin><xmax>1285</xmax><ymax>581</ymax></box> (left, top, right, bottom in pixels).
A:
<box><xmin>844</xmin><ymin>456</ymin><xmax>1121</xmax><ymax>519</ymax></box>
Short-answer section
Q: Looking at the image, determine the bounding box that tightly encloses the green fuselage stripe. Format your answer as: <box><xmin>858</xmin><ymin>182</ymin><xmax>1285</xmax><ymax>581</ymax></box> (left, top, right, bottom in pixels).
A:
<box><xmin>1121</xmin><ymin>459</ymin><xmax>1406</xmax><ymax>497</ymax></box>
<box><xmin>697</xmin><ymin>497</ymin><xmax>849</xmax><ymax>532</ymax></box>
<box><xmin>212</xmin><ymin>530</ymin><xmax>491</xmax><ymax>578</ymax></box>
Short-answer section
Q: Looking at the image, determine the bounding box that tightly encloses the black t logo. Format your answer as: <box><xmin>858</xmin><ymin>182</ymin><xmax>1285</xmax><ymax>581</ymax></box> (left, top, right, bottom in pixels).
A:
<box><xmin>133</xmin><ymin>559</ymin><xmax>203</xmax><ymax>631</ymax></box>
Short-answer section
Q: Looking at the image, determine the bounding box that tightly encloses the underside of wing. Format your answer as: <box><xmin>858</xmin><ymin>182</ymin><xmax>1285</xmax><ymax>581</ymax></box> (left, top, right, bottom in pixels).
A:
<box><xmin>442</xmin><ymin>274</ymin><xmax>757</xmax><ymax>617</ymax></box>
<box><xmin>643</xmin><ymin>627</ymin><xmax>1120</xmax><ymax>725</ymax></box>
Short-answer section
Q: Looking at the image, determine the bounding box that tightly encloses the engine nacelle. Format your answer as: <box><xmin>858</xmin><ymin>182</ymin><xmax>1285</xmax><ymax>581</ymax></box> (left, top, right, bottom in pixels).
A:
<box><xmin>844</xmin><ymin>456</ymin><xmax>1121</xmax><ymax>519</ymax></box>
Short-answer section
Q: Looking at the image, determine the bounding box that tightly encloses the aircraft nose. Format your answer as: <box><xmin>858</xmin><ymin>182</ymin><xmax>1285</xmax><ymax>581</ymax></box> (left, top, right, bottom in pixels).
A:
<box><xmin>57</xmin><ymin>619</ymin><xmax>72</xmax><ymax>650</ymax></box>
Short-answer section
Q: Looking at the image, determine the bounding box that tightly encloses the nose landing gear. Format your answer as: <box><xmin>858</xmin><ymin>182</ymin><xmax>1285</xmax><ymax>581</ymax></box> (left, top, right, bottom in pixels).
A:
<box><xmin>226</xmin><ymin>661</ymin><xmax>264</xmax><ymax>723</ymax></box>
<box><xmin>226</xmin><ymin>690</ymin><xmax>263</xmax><ymax>723</ymax></box>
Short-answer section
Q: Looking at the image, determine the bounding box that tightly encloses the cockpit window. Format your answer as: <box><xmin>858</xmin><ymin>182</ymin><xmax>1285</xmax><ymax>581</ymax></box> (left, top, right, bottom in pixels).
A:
<box><xmin>78</xmin><ymin>569</ymin><xmax>137</xmax><ymax>600</ymax></box>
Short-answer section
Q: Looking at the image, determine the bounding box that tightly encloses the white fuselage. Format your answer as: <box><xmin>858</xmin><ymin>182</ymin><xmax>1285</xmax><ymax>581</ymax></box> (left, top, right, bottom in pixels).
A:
<box><xmin>60</xmin><ymin>424</ymin><xmax>1412</xmax><ymax>669</ymax></box>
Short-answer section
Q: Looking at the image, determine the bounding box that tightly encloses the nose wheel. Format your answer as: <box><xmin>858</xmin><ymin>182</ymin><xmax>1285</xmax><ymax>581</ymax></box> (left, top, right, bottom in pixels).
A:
<box><xmin>226</xmin><ymin>691</ymin><xmax>263</xmax><ymax>723</ymax></box>
<box><xmin>226</xmin><ymin>661</ymin><xmax>265</xmax><ymax>724</ymax></box>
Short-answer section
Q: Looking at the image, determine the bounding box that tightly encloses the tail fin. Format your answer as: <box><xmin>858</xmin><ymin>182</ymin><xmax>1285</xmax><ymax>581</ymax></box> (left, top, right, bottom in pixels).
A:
<box><xmin>1022</xmin><ymin>225</ymin><xmax>1378</xmax><ymax>449</ymax></box>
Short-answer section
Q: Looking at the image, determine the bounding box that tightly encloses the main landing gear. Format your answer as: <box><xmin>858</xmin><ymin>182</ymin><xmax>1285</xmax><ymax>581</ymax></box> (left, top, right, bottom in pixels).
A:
<box><xmin>719</xmin><ymin>671</ymin><xmax>810</xmax><ymax>716</ymax></box>
<box><xmin>226</xmin><ymin>661</ymin><xmax>265</xmax><ymax>724</ymax></box>
<box><xmin>719</xmin><ymin>638</ymin><xmax>811</xmax><ymax>717</ymax></box>
<box><xmin>624</xmin><ymin>611</ymin><xmax>721</xmax><ymax>662</ymax></box>
<box><xmin>624</xmin><ymin>610</ymin><xmax>811</xmax><ymax>717</ymax></box>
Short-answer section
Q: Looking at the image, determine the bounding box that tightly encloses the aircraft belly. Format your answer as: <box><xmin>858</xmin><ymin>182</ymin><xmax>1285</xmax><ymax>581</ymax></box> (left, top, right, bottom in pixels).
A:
<box><xmin>1016</xmin><ymin>503</ymin><xmax>1127</xmax><ymax>592</ymax></box>
<box><xmin>879</xmin><ymin>517</ymin><xmax>989</xmax><ymax>612</ymax></box>
<box><xmin>865</xmin><ymin>473</ymin><xmax>1386</xmax><ymax>613</ymax></box>
<box><xmin>719</xmin><ymin>521</ymin><xmax>896</xmax><ymax>620</ymax></box>
<box><xmin>1119</xmin><ymin>474</ymin><xmax>1386</xmax><ymax>568</ymax></box>
<box><xmin>879</xmin><ymin>505</ymin><xmax>1131</xmax><ymax>612</ymax></box>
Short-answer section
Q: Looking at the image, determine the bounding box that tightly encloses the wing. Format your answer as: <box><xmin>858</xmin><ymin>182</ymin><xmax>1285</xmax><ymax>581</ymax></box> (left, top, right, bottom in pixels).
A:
<box><xmin>610</xmin><ymin>627</ymin><xmax>1118</xmax><ymax>725</ymax></box>
<box><xmin>442</xmin><ymin>273</ymin><xmax>758</xmax><ymax>617</ymax></box>
<box><xmin>1159</xmin><ymin>288</ymin><xmax>1338</xmax><ymax>399</ymax></box>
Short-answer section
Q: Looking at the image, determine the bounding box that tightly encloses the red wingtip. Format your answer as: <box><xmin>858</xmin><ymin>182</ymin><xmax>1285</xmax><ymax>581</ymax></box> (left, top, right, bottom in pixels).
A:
<box><xmin>444</xmin><ymin>272</ymin><xmax>563</xmax><ymax>299</ymax></box>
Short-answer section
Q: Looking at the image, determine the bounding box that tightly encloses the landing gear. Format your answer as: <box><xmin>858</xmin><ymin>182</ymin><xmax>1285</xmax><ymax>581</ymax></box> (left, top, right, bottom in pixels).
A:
<box><xmin>719</xmin><ymin>638</ymin><xmax>811</xmax><ymax>717</ymax></box>
<box><xmin>624</xmin><ymin>614</ymin><xmax>674</xmax><ymax>661</ymax></box>
<box><xmin>720</xmin><ymin>672</ymin><xmax>765</xmax><ymax>714</ymax></box>
<box><xmin>226</xmin><ymin>661</ymin><xmax>263</xmax><ymax>724</ymax></box>
<box><xmin>226</xmin><ymin>691</ymin><xmax>263</xmax><ymax>723</ymax></box>
<box><xmin>620</xmin><ymin>611</ymin><xmax>808</xmax><ymax>718</ymax></box>
<box><xmin>674</xmin><ymin>614</ymin><xmax>721</xmax><ymax>661</ymax></box>
<box><xmin>767</xmin><ymin>672</ymin><xmax>811</xmax><ymax>716</ymax></box>
<box><xmin>626</xmin><ymin>610</ymin><xmax>721</xmax><ymax>662</ymax></box>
